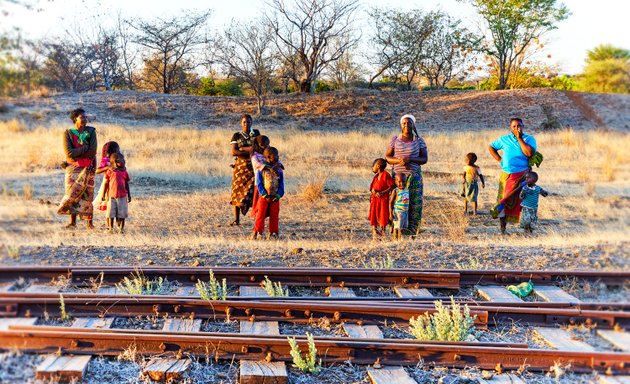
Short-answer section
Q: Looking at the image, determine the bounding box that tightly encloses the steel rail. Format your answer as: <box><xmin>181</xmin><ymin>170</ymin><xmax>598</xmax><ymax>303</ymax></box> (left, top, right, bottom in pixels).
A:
<box><xmin>0</xmin><ymin>327</ymin><xmax>627</xmax><ymax>373</ymax></box>
<box><xmin>1</xmin><ymin>292</ymin><xmax>628</xmax><ymax>312</ymax></box>
<box><xmin>0</xmin><ymin>297</ymin><xmax>490</xmax><ymax>326</ymax></box>
<box><xmin>1</xmin><ymin>294</ymin><xmax>628</xmax><ymax>327</ymax></box>
<box><xmin>7</xmin><ymin>324</ymin><xmax>528</xmax><ymax>348</ymax></box>
<box><xmin>0</xmin><ymin>266</ymin><xmax>627</xmax><ymax>286</ymax></box>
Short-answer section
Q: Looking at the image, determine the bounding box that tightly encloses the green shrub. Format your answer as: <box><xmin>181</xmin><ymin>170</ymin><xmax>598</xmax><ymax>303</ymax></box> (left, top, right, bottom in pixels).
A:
<box><xmin>287</xmin><ymin>332</ymin><xmax>321</xmax><ymax>374</ymax></box>
<box><xmin>362</xmin><ymin>255</ymin><xmax>394</xmax><ymax>270</ymax></box>
<box><xmin>194</xmin><ymin>77</ymin><xmax>243</xmax><ymax>96</ymax></box>
<box><xmin>115</xmin><ymin>271</ymin><xmax>174</xmax><ymax>295</ymax></box>
<box><xmin>196</xmin><ymin>269</ymin><xmax>227</xmax><ymax>300</ymax></box>
<box><xmin>261</xmin><ymin>276</ymin><xmax>288</xmax><ymax>297</ymax></box>
<box><xmin>409</xmin><ymin>297</ymin><xmax>475</xmax><ymax>341</ymax></box>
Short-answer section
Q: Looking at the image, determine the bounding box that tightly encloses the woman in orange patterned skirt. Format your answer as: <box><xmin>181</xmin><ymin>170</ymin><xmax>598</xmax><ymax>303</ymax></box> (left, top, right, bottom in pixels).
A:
<box><xmin>229</xmin><ymin>114</ymin><xmax>260</xmax><ymax>226</ymax></box>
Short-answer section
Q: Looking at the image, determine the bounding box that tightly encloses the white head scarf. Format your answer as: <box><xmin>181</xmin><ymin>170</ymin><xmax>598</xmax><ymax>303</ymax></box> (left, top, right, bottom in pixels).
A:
<box><xmin>400</xmin><ymin>114</ymin><xmax>416</xmax><ymax>127</ymax></box>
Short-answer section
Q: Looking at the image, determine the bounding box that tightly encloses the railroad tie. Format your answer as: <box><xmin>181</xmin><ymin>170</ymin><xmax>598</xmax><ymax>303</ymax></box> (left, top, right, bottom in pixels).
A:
<box><xmin>239</xmin><ymin>285</ymin><xmax>288</xmax><ymax>384</ymax></box>
<box><xmin>0</xmin><ymin>317</ymin><xmax>37</xmax><ymax>331</ymax></box>
<box><xmin>143</xmin><ymin>318</ymin><xmax>201</xmax><ymax>381</ymax></box>
<box><xmin>533</xmin><ymin>327</ymin><xmax>595</xmax><ymax>352</ymax></box>
<box><xmin>174</xmin><ymin>285</ymin><xmax>198</xmax><ymax>296</ymax></box>
<box><xmin>36</xmin><ymin>315</ymin><xmax>113</xmax><ymax>381</ymax></box>
<box><xmin>533</xmin><ymin>286</ymin><xmax>581</xmax><ymax>303</ymax></box>
<box><xmin>475</xmin><ymin>285</ymin><xmax>523</xmax><ymax>303</ymax></box>
<box><xmin>597</xmin><ymin>330</ymin><xmax>630</xmax><ymax>352</ymax></box>
<box><xmin>328</xmin><ymin>286</ymin><xmax>417</xmax><ymax>384</ymax></box>
<box><xmin>478</xmin><ymin>373</ymin><xmax>527</xmax><ymax>383</ymax></box>
<box><xmin>96</xmin><ymin>286</ymin><xmax>119</xmax><ymax>295</ymax></box>
<box><xmin>25</xmin><ymin>283</ymin><xmax>60</xmax><ymax>293</ymax></box>
<box><xmin>394</xmin><ymin>287</ymin><xmax>433</xmax><ymax>299</ymax></box>
<box><xmin>327</xmin><ymin>287</ymin><xmax>384</xmax><ymax>339</ymax></box>
<box><xmin>0</xmin><ymin>282</ymin><xmax>14</xmax><ymax>292</ymax></box>
<box><xmin>598</xmin><ymin>376</ymin><xmax>630</xmax><ymax>384</ymax></box>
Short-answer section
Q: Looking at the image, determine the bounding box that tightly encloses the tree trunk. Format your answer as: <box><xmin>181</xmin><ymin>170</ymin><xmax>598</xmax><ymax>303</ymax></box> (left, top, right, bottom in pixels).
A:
<box><xmin>299</xmin><ymin>80</ymin><xmax>311</xmax><ymax>93</ymax></box>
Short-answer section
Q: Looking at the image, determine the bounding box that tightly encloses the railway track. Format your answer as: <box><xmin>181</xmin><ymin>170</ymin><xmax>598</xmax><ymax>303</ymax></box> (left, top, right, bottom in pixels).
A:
<box><xmin>0</xmin><ymin>266</ymin><xmax>628</xmax><ymax>382</ymax></box>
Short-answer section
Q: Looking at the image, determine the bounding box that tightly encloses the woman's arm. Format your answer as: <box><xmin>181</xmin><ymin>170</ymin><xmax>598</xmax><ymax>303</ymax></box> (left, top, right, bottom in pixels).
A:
<box><xmin>63</xmin><ymin>131</ymin><xmax>86</xmax><ymax>160</ymax></box>
<box><xmin>85</xmin><ymin>128</ymin><xmax>97</xmax><ymax>159</ymax></box>
<box><xmin>406</xmin><ymin>146</ymin><xmax>428</xmax><ymax>165</ymax></box>
<box><xmin>232</xmin><ymin>143</ymin><xmax>252</xmax><ymax>157</ymax></box>
<box><xmin>385</xmin><ymin>146</ymin><xmax>400</xmax><ymax>165</ymax></box>
<box><xmin>489</xmin><ymin>145</ymin><xmax>502</xmax><ymax>163</ymax></box>
<box><xmin>516</xmin><ymin>133</ymin><xmax>534</xmax><ymax>158</ymax></box>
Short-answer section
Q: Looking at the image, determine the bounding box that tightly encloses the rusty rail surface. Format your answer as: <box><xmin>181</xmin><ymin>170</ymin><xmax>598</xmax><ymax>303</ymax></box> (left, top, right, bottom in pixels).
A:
<box><xmin>1</xmin><ymin>293</ymin><xmax>629</xmax><ymax>328</ymax></box>
<box><xmin>1</xmin><ymin>325</ymin><xmax>628</xmax><ymax>373</ymax></box>
<box><xmin>0</xmin><ymin>266</ymin><xmax>627</xmax><ymax>286</ymax></box>
<box><xmin>0</xmin><ymin>296</ymin><xmax>488</xmax><ymax>326</ymax></box>
<box><xmin>2</xmin><ymin>292</ymin><xmax>628</xmax><ymax>312</ymax></box>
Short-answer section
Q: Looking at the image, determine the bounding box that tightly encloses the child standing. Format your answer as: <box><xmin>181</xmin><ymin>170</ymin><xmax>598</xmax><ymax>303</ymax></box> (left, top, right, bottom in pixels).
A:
<box><xmin>103</xmin><ymin>152</ymin><xmax>131</xmax><ymax>233</ymax></box>
<box><xmin>368</xmin><ymin>158</ymin><xmax>395</xmax><ymax>240</ymax></box>
<box><xmin>519</xmin><ymin>171</ymin><xmax>548</xmax><ymax>233</ymax></box>
<box><xmin>389</xmin><ymin>173</ymin><xmax>409</xmax><ymax>240</ymax></box>
<box><xmin>94</xmin><ymin>141</ymin><xmax>120</xmax><ymax>212</ymax></box>
<box><xmin>252</xmin><ymin>147</ymin><xmax>284</xmax><ymax>240</ymax></box>
<box><xmin>462</xmin><ymin>152</ymin><xmax>485</xmax><ymax>215</ymax></box>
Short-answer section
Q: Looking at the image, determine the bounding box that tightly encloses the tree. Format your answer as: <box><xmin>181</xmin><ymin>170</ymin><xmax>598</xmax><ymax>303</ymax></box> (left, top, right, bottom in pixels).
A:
<box><xmin>117</xmin><ymin>13</ymin><xmax>139</xmax><ymax>90</ymax></box>
<box><xmin>367</xmin><ymin>8</ymin><xmax>437</xmax><ymax>89</ymax></box>
<box><xmin>41</xmin><ymin>40</ymin><xmax>92</xmax><ymax>92</ymax></box>
<box><xmin>461</xmin><ymin>0</ymin><xmax>569</xmax><ymax>89</ymax></box>
<box><xmin>215</xmin><ymin>19</ymin><xmax>278</xmax><ymax>114</ymax></box>
<box><xmin>130</xmin><ymin>11</ymin><xmax>210</xmax><ymax>94</ymax></box>
<box><xmin>267</xmin><ymin>0</ymin><xmax>360</xmax><ymax>93</ymax></box>
<box><xmin>325</xmin><ymin>46</ymin><xmax>365</xmax><ymax>89</ymax></box>
<box><xmin>420</xmin><ymin>12</ymin><xmax>478</xmax><ymax>88</ymax></box>
<box><xmin>579</xmin><ymin>45</ymin><xmax>630</xmax><ymax>94</ymax></box>
<box><xmin>586</xmin><ymin>44</ymin><xmax>630</xmax><ymax>62</ymax></box>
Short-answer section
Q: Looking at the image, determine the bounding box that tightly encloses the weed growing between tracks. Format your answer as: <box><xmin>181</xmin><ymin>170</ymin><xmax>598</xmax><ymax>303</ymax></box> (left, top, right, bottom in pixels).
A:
<box><xmin>409</xmin><ymin>298</ymin><xmax>475</xmax><ymax>342</ymax></box>
<box><xmin>196</xmin><ymin>269</ymin><xmax>228</xmax><ymax>300</ymax></box>
<box><xmin>262</xmin><ymin>275</ymin><xmax>289</xmax><ymax>297</ymax></box>
<box><xmin>288</xmin><ymin>332</ymin><xmax>321</xmax><ymax>374</ymax></box>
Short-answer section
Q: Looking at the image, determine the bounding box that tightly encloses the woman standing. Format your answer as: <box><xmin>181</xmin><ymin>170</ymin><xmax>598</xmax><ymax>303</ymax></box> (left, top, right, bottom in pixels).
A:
<box><xmin>229</xmin><ymin>114</ymin><xmax>260</xmax><ymax>226</ymax></box>
<box><xmin>385</xmin><ymin>114</ymin><xmax>428</xmax><ymax>237</ymax></box>
<box><xmin>488</xmin><ymin>117</ymin><xmax>536</xmax><ymax>234</ymax></box>
<box><xmin>58</xmin><ymin>108</ymin><xmax>98</xmax><ymax>228</ymax></box>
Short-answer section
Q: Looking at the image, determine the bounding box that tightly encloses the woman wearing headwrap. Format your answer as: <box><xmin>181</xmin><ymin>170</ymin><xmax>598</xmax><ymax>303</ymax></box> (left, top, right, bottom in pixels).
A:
<box><xmin>385</xmin><ymin>114</ymin><xmax>428</xmax><ymax>236</ymax></box>
<box><xmin>58</xmin><ymin>108</ymin><xmax>98</xmax><ymax>228</ymax></box>
<box><xmin>229</xmin><ymin>114</ymin><xmax>260</xmax><ymax>226</ymax></box>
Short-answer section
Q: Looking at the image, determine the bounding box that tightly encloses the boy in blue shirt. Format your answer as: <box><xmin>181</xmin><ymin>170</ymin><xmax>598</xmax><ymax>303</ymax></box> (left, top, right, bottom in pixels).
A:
<box><xmin>519</xmin><ymin>172</ymin><xmax>548</xmax><ymax>233</ymax></box>
<box><xmin>252</xmin><ymin>147</ymin><xmax>284</xmax><ymax>239</ymax></box>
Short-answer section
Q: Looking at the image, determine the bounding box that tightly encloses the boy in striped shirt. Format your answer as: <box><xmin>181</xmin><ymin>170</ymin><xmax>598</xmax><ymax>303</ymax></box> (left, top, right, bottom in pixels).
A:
<box><xmin>519</xmin><ymin>172</ymin><xmax>548</xmax><ymax>233</ymax></box>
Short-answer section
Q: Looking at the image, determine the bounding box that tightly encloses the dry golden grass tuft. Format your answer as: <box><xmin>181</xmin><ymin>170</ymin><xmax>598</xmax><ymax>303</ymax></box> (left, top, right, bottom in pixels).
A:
<box><xmin>108</xmin><ymin>98</ymin><xmax>158</xmax><ymax>119</ymax></box>
<box><xmin>1</xmin><ymin>118</ymin><xmax>27</xmax><ymax>133</ymax></box>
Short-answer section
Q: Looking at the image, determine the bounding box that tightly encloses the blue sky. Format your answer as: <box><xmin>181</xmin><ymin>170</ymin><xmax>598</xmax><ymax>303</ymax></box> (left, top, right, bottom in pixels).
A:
<box><xmin>3</xmin><ymin>0</ymin><xmax>629</xmax><ymax>75</ymax></box>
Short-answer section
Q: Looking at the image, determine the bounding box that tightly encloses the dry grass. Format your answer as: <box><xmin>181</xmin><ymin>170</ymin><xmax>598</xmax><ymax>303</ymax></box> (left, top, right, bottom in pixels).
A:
<box><xmin>107</xmin><ymin>99</ymin><xmax>159</xmax><ymax>119</ymax></box>
<box><xmin>0</xmin><ymin>111</ymin><xmax>628</xmax><ymax>272</ymax></box>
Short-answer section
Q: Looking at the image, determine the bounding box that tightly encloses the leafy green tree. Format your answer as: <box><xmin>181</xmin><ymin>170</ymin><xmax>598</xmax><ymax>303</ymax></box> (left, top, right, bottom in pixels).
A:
<box><xmin>586</xmin><ymin>44</ymin><xmax>630</xmax><ymax>62</ymax></box>
<box><xmin>578</xmin><ymin>44</ymin><xmax>630</xmax><ymax>94</ymax></box>
<box><xmin>461</xmin><ymin>0</ymin><xmax>569</xmax><ymax>89</ymax></box>
<box><xmin>367</xmin><ymin>8</ymin><xmax>437</xmax><ymax>90</ymax></box>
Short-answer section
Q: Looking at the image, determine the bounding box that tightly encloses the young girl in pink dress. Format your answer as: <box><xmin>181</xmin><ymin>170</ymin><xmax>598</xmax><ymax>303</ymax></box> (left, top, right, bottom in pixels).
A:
<box><xmin>93</xmin><ymin>141</ymin><xmax>120</xmax><ymax>212</ymax></box>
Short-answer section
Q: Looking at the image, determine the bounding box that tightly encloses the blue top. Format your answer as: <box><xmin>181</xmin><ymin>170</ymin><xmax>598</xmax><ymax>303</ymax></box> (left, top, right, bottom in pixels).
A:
<box><xmin>256</xmin><ymin>168</ymin><xmax>284</xmax><ymax>198</ymax></box>
<box><xmin>393</xmin><ymin>188</ymin><xmax>409</xmax><ymax>212</ymax></box>
<box><xmin>490</xmin><ymin>134</ymin><xmax>536</xmax><ymax>173</ymax></box>
<box><xmin>520</xmin><ymin>185</ymin><xmax>543</xmax><ymax>209</ymax></box>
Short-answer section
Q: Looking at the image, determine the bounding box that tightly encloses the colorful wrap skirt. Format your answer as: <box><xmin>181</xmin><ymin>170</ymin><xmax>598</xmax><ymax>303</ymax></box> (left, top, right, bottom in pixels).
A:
<box><xmin>230</xmin><ymin>157</ymin><xmax>255</xmax><ymax>215</ymax></box>
<box><xmin>58</xmin><ymin>165</ymin><xmax>95</xmax><ymax>220</ymax></box>
<box><xmin>462</xmin><ymin>180</ymin><xmax>479</xmax><ymax>202</ymax></box>
<box><xmin>392</xmin><ymin>169</ymin><xmax>423</xmax><ymax>236</ymax></box>
<box><xmin>492</xmin><ymin>169</ymin><xmax>528</xmax><ymax>223</ymax></box>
